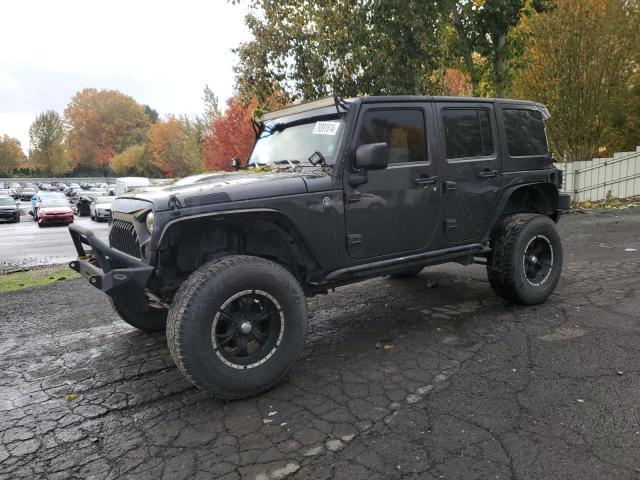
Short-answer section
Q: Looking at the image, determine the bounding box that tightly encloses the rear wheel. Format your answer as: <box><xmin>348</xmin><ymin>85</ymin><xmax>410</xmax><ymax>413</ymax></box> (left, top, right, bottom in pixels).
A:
<box><xmin>487</xmin><ymin>214</ymin><xmax>562</xmax><ymax>305</ymax></box>
<box><xmin>110</xmin><ymin>299</ymin><xmax>167</xmax><ymax>332</ymax></box>
<box><xmin>167</xmin><ymin>255</ymin><xmax>307</xmax><ymax>399</ymax></box>
<box><xmin>14</xmin><ymin>215</ymin><xmax>20</xmax><ymax>223</ymax></box>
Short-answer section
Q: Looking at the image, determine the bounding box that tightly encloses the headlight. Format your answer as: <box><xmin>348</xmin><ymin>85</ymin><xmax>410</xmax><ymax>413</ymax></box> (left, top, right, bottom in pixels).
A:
<box><xmin>145</xmin><ymin>211</ymin><xmax>155</xmax><ymax>233</ymax></box>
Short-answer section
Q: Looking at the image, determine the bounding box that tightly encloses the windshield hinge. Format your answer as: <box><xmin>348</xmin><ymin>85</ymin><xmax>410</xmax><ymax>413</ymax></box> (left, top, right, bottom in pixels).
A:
<box><xmin>168</xmin><ymin>194</ymin><xmax>182</xmax><ymax>210</ymax></box>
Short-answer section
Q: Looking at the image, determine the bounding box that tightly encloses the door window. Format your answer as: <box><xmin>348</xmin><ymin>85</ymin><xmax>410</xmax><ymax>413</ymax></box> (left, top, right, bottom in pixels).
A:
<box><xmin>502</xmin><ymin>109</ymin><xmax>548</xmax><ymax>157</ymax></box>
<box><xmin>357</xmin><ymin>109</ymin><xmax>427</xmax><ymax>164</ymax></box>
<box><xmin>442</xmin><ymin>109</ymin><xmax>494</xmax><ymax>160</ymax></box>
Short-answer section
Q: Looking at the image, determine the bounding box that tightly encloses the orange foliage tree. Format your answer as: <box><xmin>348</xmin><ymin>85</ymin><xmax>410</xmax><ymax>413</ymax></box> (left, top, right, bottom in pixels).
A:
<box><xmin>147</xmin><ymin>116</ymin><xmax>203</xmax><ymax>177</ymax></box>
<box><xmin>202</xmin><ymin>96</ymin><xmax>258</xmax><ymax>171</ymax></box>
<box><xmin>64</xmin><ymin>88</ymin><xmax>150</xmax><ymax>168</ymax></box>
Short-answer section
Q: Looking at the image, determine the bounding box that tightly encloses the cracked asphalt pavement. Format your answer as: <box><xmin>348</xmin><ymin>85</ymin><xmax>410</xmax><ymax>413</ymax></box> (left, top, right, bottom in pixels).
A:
<box><xmin>1</xmin><ymin>209</ymin><xmax>639</xmax><ymax>479</ymax></box>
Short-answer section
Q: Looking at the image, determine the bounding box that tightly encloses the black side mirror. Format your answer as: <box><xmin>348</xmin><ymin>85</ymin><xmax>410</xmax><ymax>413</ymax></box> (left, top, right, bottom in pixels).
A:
<box><xmin>231</xmin><ymin>157</ymin><xmax>241</xmax><ymax>171</ymax></box>
<box><xmin>354</xmin><ymin>143</ymin><xmax>389</xmax><ymax>170</ymax></box>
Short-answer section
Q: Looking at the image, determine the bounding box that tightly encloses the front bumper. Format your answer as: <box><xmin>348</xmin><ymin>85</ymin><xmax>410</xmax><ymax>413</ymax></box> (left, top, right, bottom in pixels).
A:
<box><xmin>558</xmin><ymin>193</ymin><xmax>571</xmax><ymax>212</ymax></box>
<box><xmin>68</xmin><ymin>223</ymin><xmax>154</xmax><ymax>312</ymax></box>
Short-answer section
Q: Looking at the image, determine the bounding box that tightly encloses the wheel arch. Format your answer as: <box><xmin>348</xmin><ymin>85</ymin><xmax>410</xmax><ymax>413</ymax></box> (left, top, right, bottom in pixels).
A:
<box><xmin>156</xmin><ymin>209</ymin><xmax>322</xmax><ymax>285</ymax></box>
<box><xmin>484</xmin><ymin>182</ymin><xmax>559</xmax><ymax>242</ymax></box>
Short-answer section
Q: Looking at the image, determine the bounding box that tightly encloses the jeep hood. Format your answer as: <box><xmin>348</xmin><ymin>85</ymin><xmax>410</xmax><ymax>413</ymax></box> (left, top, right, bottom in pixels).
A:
<box><xmin>117</xmin><ymin>171</ymin><xmax>331</xmax><ymax>211</ymax></box>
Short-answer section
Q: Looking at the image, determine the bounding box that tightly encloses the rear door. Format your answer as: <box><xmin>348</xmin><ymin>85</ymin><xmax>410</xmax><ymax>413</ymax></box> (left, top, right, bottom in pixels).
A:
<box><xmin>437</xmin><ymin>103</ymin><xmax>502</xmax><ymax>243</ymax></box>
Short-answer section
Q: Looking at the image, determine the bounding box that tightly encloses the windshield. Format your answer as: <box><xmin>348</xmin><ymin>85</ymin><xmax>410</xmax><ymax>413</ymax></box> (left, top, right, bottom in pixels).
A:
<box><xmin>0</xmin><ymin>198</ymin><xmax>15</xmax><ymax>206</ymax></box>
<box><xmin>96</xmin><ymin>196</ymin><xmax>115</xmax><ymax>203</ymax></box>
<box><xmin>247</xmin><ymin>118</ymin><xmax>344</xmax><ymax>169</ymax></box>
<box><xmin>42</xmin><ymin>199</ymin><xmax>69</xmax><ymax>208</ymax></box>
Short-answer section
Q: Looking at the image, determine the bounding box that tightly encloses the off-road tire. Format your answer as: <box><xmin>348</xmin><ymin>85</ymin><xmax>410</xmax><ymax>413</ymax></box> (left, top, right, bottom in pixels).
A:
<box><xmin>389</xmin><ymin>266</ymin><xmax>423</xmax><ymax>279</ymax></box>
<box><xmin>487</xmin><ymin>213</ymin><xmax>562</xmax><ymax>305</ymax></box>
<box><xmin>167</xmin><ymin>255</ymin><xmax>307</xmax><ymax>399</ymax></box>
<box><xmin>110</xmin><ymin>298</ymin><xmax>167</xmax><ymax>332</ymax></box>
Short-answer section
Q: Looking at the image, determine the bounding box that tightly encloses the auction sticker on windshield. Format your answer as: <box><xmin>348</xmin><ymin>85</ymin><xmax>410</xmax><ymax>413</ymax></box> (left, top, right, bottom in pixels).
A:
<box><xmin>312</xmin><ymin>121</ymin><xmax>341</xmax><ymax>135</ymax></box>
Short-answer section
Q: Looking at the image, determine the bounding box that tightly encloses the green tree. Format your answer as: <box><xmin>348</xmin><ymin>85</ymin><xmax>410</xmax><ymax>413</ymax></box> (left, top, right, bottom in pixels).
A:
<box><xmin>234</xmin><ymin>0</ymin><xmax>450</xmax><ymax>105</ymax></box>
<box><xmin>29</xmin><ymin>110</ymin><xmax>69</xmax><ymax>175</ymax></box>
<box><xmin>0</xmin><ymin>135</ymin><xmax>25</xmax><ymax>175</ymax></box>
<box><xmin>448</xmin><ymin>0</ymin><xmax>551</xmax><ymax>97</ymax></box>
<box><xmin>512</xmin><ymin>0</ymin><xmax>639</xmax><ymax>161</ymax></box>
<box><xmin>143</xmin><ymin>105</ymin><xmax>160</xmax><ymax>124</ymax></box>
<box><xmin>193</xmin><ymin>85</ymin><xmax>223</xmax><ymax>146</ymax></box>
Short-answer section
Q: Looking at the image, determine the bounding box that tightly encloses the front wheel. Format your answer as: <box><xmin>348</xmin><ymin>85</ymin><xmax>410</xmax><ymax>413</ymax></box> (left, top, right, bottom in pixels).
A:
<box><xmin>167</xmin><ymin>255</ymin><xmax>307</xmax><ymax>399</ymax></box>
<box><xmin>110</xmin><ymin>298</ymin><xmax>167</xmax><ymax>332</ymax></box>
<box><xmin>487</xmin><ymin>214</ymin><xmax>563</xmax><ymax>305</ymax></box>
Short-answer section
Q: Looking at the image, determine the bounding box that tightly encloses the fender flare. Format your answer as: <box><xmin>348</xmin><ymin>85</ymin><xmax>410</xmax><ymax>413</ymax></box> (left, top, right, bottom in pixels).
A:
<box><xmin>482</xmin><ymin>182</ymin><xmax>559</xmax><ymax>243</ymax></box>
<box><xmin>155</xmin><ymin>208</ymin><xmax>322</xmax><ymax>275</ymax></box>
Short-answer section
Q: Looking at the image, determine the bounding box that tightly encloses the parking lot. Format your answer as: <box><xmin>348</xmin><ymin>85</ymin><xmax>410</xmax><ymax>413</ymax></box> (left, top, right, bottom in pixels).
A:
<box><xmin>0</xmin><ymin>215</ymin><xmax>108</xmax><ymax>273</ymax></box>
<box><xmin>1</xmin><ymin>209</ymin><xmax>639</xmax><ymax>479</ymax></box>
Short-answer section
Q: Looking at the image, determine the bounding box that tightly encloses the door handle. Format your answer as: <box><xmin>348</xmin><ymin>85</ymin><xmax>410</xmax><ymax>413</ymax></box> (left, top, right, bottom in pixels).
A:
<box><xmin>478</xmin><ymin>169</ymin><xmax>499</xmax><ymax>178</ymax></box>
<box><xmin>414</xmin><ymin>175</ymin><xmax>439</xmax><ymax>186</ymax></box>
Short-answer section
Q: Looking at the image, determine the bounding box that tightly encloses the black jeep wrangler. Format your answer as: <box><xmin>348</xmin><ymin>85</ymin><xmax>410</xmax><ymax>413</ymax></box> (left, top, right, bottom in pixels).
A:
<box><xmin>69</xmin><ymin>96</ymin><xmax>570</xmax><ymax>399</ymax></box>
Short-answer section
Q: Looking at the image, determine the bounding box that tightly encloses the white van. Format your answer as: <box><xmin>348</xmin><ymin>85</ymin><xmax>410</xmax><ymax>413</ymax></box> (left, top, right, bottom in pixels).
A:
<box><xmin>114</xmin><ymin>177</ymin><xmax>150</xmax><ymax>197</ymax></box>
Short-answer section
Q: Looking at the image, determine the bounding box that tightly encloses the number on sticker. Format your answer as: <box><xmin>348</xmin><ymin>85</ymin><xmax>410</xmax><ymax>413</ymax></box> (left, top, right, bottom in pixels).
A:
<box><xmin>312</xmin><ymin>121</ymin><xmax>340</xmax><ymax>135</ymax></box>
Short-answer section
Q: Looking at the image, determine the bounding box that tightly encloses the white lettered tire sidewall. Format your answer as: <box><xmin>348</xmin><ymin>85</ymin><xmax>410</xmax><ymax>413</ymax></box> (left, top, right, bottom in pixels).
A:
<box><xmin>167</xmin><ymin>255</ymin><xmax>307</xmax><ymax>399</ymax></box>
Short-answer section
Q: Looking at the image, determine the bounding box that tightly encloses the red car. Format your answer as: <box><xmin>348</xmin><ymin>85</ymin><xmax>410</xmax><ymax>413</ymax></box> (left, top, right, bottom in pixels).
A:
<box><xmin>36</xmin><ymin>198</ymin><xmax>75</xmax><ymax>227</ymax></box>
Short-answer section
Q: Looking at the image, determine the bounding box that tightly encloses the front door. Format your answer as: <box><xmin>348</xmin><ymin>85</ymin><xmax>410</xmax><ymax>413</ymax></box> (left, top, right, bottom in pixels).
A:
<box><xmin>344</xmin><ymin>105</ymin><xmax>441</xmax><ymax>259</ymax></box>
<box><xmin>437</xmin><ymin>103</ymin><xmax>502</xmax><ymax>243</ymax></box>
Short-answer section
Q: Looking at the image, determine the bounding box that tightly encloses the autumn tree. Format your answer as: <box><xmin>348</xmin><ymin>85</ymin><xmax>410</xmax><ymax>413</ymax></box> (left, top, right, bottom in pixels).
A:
<box><xmin>148</xmin><ymin>116</ymin><xmax>203</xmax><ymax>177</ymax></box>
<box><xmin>448</xmin><ymin>0</ymin><xmax>551</xmax><ymax>97</ymax></box>
<box><xmin>512</xmin><ymin>0</ymin><xmax>640</xmax><ymax>161</ymax></box>
<box><xmin>110</xmin><ymin>144</ymin><xmax>163</xmax><ymax>177</ymax></box>
<box><xmin>0</xmin><ymin>135</ymin><xmax>25</xmax><ymax>175</ymax></box>
<box><xmin>202</xmin><ymin>96</ymin><xmax>258</xmax><ymax>171</ymax></box>
<box><xmin>64</xmin><ymin>88</ymin><xmax>150</xmax><ymax>169</ymax></box>
<box><xmin>234</xmin><ymin>0</ymin><xmax>449</xmax><ymax>105</ymax></box>
<box><xmin>29</xmin><ymin>110</ymin><xmax>69</xmax><ymax>175</ymax></box>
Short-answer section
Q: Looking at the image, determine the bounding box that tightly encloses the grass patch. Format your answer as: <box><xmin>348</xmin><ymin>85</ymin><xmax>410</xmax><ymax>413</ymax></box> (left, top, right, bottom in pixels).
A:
<box><xmin>0</xmin><ymin>264</ymin><xmax>81</xmax><ymax>292</ymax></box>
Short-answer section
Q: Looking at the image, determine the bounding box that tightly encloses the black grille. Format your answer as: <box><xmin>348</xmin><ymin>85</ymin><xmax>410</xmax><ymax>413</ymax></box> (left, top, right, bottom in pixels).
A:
<box><xmin>109</xmin><ymin>219</ymin><xmax>141</xmax><ymax>258</ymax></box>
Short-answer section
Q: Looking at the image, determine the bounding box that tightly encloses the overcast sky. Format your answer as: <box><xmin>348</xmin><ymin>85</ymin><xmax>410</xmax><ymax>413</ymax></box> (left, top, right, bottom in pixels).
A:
<box><xmin>0</xmin><ymin>0</ymin><xmax>252</xmax><ymax>152</ymax></box>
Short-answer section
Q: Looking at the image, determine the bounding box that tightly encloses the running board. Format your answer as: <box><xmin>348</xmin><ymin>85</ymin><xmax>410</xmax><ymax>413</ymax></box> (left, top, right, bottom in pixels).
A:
<box><xmin>324</xmin><ymin>244</ymin><xmax>487</xmax><ymax>282</ymax></box>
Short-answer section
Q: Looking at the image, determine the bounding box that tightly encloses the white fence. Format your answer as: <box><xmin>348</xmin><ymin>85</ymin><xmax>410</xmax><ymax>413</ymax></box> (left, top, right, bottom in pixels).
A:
<box><xmin>556</xmin><ymin>146</ymin><xmax>640</xmax><ymax>202</ymax></box>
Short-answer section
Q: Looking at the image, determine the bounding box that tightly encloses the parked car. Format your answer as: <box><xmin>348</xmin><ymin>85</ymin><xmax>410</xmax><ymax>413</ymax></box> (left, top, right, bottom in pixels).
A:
<box><xmin>73</xmin><ymin>190</ymin><xmax>107</xmax><ymax>216</ymax></box>
<box><xmin>90</xmin><ymin>196</ymin><xmax>115</xmax><ymax>222</ymax></box>
<box><xmin>114</xmin><ymin>177</ymin><xmax>150</xmax><ymax>196</ymax></box>
<box><xmin>31</xmin><ymin>191</ymin><xmax>67</xmax><ymax>219</ymax></box>
<box><xmin>69</xmin><ymin>95</ymin><xmax>570</xmax><ymax>399</ymax></box>
<box><xmin>0</xmin><ymin>196</ymin><xmax>20</xmax><ymax>223</ymax></box>
<box><xmin>19</xmin><ymin>188</ymin><xmax>37</xmax><ymax>201</ymax></box>
<box><xmin>36</xmin><ymin>198</ymin><xmax>74</xmax><ymax>227</ymax></box>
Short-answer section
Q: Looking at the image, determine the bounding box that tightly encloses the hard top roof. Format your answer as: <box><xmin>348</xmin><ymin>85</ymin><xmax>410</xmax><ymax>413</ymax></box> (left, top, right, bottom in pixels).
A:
<box><xmin>257</xmin><ymin>95</ymin><xmax>545</xmax><ymax>122</ymax></box>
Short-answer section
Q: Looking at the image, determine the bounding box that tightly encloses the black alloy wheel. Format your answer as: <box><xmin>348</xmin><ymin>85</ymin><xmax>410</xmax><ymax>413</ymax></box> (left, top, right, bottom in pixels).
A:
<box><xmin>212</xmin><ymin>290</ymin><xmax>284</xmax><ymax>369</ymax></box>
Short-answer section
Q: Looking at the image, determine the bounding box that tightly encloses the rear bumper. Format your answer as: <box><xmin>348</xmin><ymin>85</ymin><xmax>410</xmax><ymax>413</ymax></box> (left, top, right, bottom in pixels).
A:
<box><xmin>68</xmin><ymin>223</ymin><xmax>154</xmax><ymax>312</ymax></box>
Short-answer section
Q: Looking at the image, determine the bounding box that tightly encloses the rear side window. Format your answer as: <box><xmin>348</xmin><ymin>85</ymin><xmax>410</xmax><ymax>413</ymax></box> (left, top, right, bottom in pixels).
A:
<box><xmin>357</xmin><ymin>109</ymin><xmax>427</xmax><ymax>163</ymax></box>
<box><xmin>443</xmin><ymin>109</ymin><xmax>494</xmax><ymax>159</ymax></box>
<box><xmin>503</xmin><ymin>109</ymin><xmax>548</xmax><ymax>156</ymax></box>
